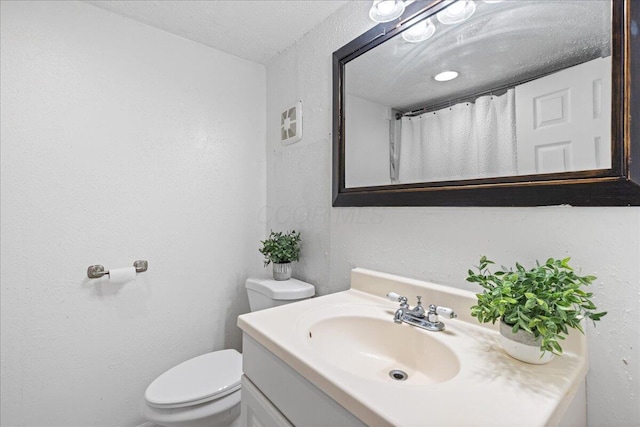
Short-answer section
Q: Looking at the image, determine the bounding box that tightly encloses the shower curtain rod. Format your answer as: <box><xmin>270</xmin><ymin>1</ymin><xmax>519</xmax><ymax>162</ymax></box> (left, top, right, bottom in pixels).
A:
<box><xmin>398</xmin><ymin>62</ymin><xmax>586</xmax><ymax>119</ymax></box>
<box><xmin>400</xmin><ymin>85</ymin><xmax>511</xmax><ymax>118</ymax></box>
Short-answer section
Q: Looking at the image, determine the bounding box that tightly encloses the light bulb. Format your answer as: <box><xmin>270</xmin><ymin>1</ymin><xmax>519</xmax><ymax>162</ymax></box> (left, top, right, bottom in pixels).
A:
<box><xmin>376</xmin><ymin>1</ymin><xmax>396</xmax><ymax>15</ymax></box>
<box><xmin>437</xmin><ymin>0</ymin><xmax>476</xmax><ymax>25</ymax></box>
<box><xmin>402</xmin><ymin>18</ymin><xmax>436</xmax><ymax>43</ymax></box>
<box><xmin>369</xmin><ymin>0</ymin><xmax>406</xmax><ymax>23</ymax></box>
<box><xmin>408</xmin><ymin>20</ymin><xmax>428</xmax><ymax>35</ymax></box>
<box><xmin>448</xmin><ymin>2</ymin><xmax>465</xmax><ymax>15</ymax></box>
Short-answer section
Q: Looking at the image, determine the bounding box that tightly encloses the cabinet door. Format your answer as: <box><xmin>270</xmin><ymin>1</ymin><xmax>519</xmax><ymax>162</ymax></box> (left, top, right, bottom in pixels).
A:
<box><xmin>240</xmin><ymin>375</ymin><xmax>293</xmax><ymax>427</ymax></box>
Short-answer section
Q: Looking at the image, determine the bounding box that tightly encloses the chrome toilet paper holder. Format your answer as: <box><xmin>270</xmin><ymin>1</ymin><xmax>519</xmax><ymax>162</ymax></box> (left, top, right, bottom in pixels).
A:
<box><xmin>87</xmin><ymin>260</ymin><xmax>148</xmax><ymax>279</ymax></box>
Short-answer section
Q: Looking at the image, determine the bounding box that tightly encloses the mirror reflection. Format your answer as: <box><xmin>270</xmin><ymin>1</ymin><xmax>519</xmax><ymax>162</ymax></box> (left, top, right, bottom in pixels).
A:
<box><xmin>344</xmin><ymin>0</ymin><xmax>612</xmax><ymax>188</ymax></box>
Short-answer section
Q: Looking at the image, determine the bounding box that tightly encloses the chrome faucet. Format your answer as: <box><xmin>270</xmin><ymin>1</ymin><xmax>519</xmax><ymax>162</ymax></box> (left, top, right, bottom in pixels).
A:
<box><xmin>387</xmin><ymin>292</ymin><xmax>457</xmax><ymax>332</ymax></box>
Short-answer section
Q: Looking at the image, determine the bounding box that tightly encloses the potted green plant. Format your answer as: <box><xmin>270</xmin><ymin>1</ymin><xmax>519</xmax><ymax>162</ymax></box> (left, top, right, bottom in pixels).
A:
<box><xmin>467</xmin><ymin>256</ymin><xmax>606</xmax><ymax>364</ymax></box>
<box><xmin>259</xmin><ymin>230</ymin><xmax>301</xmax><ymax>281</ymax></box>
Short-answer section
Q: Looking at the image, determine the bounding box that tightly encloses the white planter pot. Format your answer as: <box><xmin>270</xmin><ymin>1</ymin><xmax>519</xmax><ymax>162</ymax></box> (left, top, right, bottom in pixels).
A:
<box><xmin>499</xmin><ymin>320</ymin><xmax>555</xmax><ymax>365</ymax></box>
<box><xmin>272</xmin><ymin>262</ymin><xmax>292</xmax><ymax>281</ymax></box>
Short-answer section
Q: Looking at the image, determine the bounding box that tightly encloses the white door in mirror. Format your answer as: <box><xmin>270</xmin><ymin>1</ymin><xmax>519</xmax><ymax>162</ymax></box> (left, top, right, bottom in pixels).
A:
<box><xmin>515</xmin><ymin>57</ymin><xmax>611</xmax><ymax>175</ymax></box>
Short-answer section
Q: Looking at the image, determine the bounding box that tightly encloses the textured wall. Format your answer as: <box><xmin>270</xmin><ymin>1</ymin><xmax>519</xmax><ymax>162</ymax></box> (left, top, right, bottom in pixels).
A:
<box><xmin>0</xmin><ymin>2</ymin><xmax>265</xmax><ymax>426</ymax></box>
<box><xmin>266</xmin><ymin>2</ymin><xmax>640</xmax><ymax>426</ymax></box>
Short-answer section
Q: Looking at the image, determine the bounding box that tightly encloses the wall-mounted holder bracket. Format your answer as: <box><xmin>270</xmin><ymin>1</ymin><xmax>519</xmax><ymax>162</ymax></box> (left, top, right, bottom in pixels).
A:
<box><xmin>87</xmin><ymin>260</ymin><xmax>148</xmax><ymax>279</ymax></box>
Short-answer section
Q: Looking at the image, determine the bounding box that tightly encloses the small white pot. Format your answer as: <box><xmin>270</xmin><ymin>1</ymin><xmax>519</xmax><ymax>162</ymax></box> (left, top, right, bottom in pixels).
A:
<box><xmin>499</xmin><ymin>320</ymin><xmax>555</xmax><ymax>365</ymax></box>
<box><xmin>272</xmin><ymin>262</ymin><xmax>292</xmax><ymax>281</ymax></box>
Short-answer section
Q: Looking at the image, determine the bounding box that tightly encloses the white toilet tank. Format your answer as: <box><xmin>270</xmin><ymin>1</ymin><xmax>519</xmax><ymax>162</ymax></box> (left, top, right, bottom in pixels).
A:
<box><xmin>245</xmin><ymin>277</ymin><xmax>315</xmax><ymax>311</ymax></box>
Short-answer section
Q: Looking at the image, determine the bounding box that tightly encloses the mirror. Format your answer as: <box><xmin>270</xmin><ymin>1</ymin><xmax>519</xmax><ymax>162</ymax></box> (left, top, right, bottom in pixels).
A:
<box><xmin>332</xmin><ymin>0</ymin><xmax>640</xmax><ymax>206</ymax></box>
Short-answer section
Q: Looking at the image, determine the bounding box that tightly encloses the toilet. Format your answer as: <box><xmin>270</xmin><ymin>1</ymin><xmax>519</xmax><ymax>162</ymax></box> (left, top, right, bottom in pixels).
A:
<box><xmin>141</xmin><ymin>277</ymin><xmax>315</xmax><ymax>427</ymax></box>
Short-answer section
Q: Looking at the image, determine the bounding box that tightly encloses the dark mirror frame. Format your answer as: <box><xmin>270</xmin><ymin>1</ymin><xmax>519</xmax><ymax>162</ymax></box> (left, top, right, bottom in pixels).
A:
<box><xmin>332</xmin><ymin>0</ymin><xmax>640</xmax><ymax>207</ymax></box>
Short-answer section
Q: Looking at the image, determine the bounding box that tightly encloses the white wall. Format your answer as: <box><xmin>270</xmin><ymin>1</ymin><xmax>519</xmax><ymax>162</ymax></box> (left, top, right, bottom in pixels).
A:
<box><xmin>266</xmin><ymin>2</ymin><xmax>640</xmax><ymax>426</ymax></box>
<box><xmin>345</xmin><ymin>94</ymin><xmax>391</xmax><ymax>188</ymax></box>
<box><xmin>0</xmin><ymin>2</ymin><xmax>266</xmax><ymax>426</ymax></box>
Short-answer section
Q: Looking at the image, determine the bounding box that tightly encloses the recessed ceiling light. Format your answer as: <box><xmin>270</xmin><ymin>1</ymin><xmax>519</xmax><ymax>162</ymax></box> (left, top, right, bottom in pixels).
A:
<box><xmin>434</xmin><ymin>71</ymin><xmax>459</xmax><ymax>81</ymax></box>
<box><xmin>369</xmin><ymin>0</ymin><xmax>406</xmax><ymax>23</ymax></box>
<box><xmin>437</xmin><ymin>0</ymin><xmax>477</xmax><ymax>25</ymax></box>
<box><xmin>402</xmin><ymin>18</ymin><xmax>436</xmax><ymax>43</ymax></box>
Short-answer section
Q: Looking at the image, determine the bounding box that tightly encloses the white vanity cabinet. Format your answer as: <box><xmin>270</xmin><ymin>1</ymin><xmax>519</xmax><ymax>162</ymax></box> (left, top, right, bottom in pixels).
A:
<box><xmin>240</xmin><ymin>335</ymin><xmax>366</xmax><ymax>427</ymax></box>
<box><xmin>240</xmin><ymin>375</ymin><xmax>292</xmax><ymax>427</ymax></box>
<box><xmin>240</xmin><ymin>330</ymin><xmax>586</xmax><ymax>427</ymax></box>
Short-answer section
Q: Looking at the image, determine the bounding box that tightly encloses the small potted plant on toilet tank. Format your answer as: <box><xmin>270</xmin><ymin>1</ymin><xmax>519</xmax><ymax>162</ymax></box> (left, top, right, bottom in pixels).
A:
<box><xmin>467</xmin><ymin>256</ymin><xmax>606</xmax><ymax>364</ymax></box>
<box><xmin>259</xmin><ymin>230</ymin><xmax>301</xmax><ymax>281</ymax></box>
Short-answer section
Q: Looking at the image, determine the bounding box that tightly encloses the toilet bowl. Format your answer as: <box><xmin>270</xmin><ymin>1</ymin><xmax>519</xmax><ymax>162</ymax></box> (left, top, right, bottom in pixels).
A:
<box><xmin>142</xmin><ymin>350</ymin><xmax>242</xmax><ymax>427</ymax></box>
<box><xmin>142</xmin><ymin>277</ymin><xmax>315</xmax><ymax>427</ymax></box>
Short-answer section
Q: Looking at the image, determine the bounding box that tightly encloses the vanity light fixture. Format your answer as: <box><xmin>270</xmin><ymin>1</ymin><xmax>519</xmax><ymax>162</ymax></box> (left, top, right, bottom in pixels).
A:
<box><xmin>369</xmin><ymin>0</ymin><xmax>406</xmax><ymax>23</ymax></box>
<box><xmin>437</xmin><ymin>0</ymin><xmax>476</xmax><ymax>25</ymax></box>
<box><xmin>434</xmin><ymin>71</ymin><xmax>459</xmax><ymax>81</ymax></box>
<box><xmin>402</xmin><ymin>18</ymin><xmax>436</xmax><ymax>43</ymax></box>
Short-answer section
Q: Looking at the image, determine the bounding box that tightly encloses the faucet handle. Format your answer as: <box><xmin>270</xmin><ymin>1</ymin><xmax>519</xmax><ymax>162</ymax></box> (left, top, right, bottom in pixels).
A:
<box><xmin>387</xmin><ymin>292</ymin><xmax>402</xmax><ymax>301</ymax></box>
<box><xmin>435</xmin><ymin>305</ymin><xmax>457</xmax><ymax>319</ymax></box>
<box><xmin>387</xmin><ymin>292</ymin><xmax>408</xmax><ymax>306</ymax></box>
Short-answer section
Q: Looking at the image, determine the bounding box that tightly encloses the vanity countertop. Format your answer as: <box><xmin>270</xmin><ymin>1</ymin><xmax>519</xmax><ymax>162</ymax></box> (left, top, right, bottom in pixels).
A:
<box><xmin>238</xmin><ymin>268</ymin><xmax>587</xmax><ymax>427</ymax></box>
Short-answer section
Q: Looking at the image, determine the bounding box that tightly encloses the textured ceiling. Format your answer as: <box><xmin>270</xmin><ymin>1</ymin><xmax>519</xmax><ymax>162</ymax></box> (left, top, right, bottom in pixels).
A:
<box><xmin>85</xmin><ymin>0</ymin><xmax>349</xmax><ymax>64</ymax></box>
<box><xmin>346</xmin><ymin>0</ymin><xmax>612</xmax><ymax>112</ymax></box>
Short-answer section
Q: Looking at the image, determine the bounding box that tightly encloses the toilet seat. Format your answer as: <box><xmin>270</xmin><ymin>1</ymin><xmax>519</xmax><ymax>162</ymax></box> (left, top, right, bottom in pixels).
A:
<box><xmin>145</xmin><ymin>349</ymin><xmax>242</xmax><ymax>409</ymax></box>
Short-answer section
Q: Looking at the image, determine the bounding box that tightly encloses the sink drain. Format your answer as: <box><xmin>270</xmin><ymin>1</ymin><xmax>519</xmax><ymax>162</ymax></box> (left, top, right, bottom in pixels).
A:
<box><xmin>389</xmin><ymin>369</ymin><xmax>408</xmax><ymax>381</ymax></box>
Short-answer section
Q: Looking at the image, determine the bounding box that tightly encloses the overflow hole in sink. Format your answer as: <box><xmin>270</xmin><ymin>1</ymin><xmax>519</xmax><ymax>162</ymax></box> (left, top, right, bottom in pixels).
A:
<box><xmin>389</xmin><ymin>369</ymin><xmax>408</xmax><ymax>381</ymax></box>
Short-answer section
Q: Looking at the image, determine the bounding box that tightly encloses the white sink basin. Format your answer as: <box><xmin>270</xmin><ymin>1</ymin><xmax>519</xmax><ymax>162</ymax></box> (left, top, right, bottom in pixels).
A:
<box><xmin>239</xmin><ymin>269</ymin><xmax>588</xmax><ymax>427</ymax></box>
<box><xmin>305</xmin><ymin>313</ymin><xmax>460</xmax><ymax>385</ymax></box>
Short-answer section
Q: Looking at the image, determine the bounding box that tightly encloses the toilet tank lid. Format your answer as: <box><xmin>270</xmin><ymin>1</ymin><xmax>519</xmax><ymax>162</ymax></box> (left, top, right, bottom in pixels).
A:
<box><xmin>145</xmin><ymin>349</ymin><xmax>241</xmax><ymax>408</ymax></box>
<box><xmin>245</xmin><ymin>277</ymin><xmax>315</xmax><ymax>300</ymax></box>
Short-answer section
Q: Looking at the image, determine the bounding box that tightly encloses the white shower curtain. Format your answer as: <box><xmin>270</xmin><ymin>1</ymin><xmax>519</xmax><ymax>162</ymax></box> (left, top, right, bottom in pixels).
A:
<box><xmin>398</xmin><ymin>89</ymin><xmax>517</xmax><ymax>183</ymax></box>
